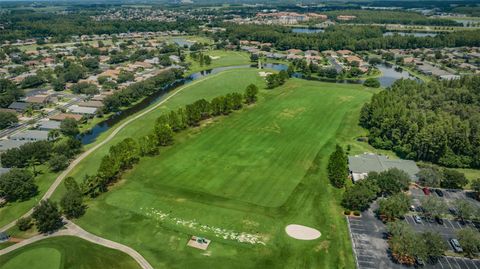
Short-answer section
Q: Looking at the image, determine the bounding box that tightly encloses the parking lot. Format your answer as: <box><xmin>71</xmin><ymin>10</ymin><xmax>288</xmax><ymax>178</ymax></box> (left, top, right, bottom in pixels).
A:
<box><xmin>347</xmin><ymin>195</ymin><xmax>480</xmax><ymax>269</ymax></box>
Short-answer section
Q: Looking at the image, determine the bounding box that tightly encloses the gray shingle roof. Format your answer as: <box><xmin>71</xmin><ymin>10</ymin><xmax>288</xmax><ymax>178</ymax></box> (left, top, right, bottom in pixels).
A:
<box><xmin>348</xmin><ymin>153</ymin><xmax>420</xmax><ymax>180</ymax></box>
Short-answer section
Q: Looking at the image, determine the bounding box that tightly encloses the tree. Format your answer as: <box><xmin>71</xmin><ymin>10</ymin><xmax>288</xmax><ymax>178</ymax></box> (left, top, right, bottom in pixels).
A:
<box><xmin>376</xmin><ymin>168</ymin><xmax>410</xmax><ymax>195</ymax></box>
<box><xmin>0</xmin><ymin>78</ymin><xmax>23</xmax><ymax>108</ymax></box>
<box><xmin>60</xmin><ymin>118</ymin><xmax>79</xmax><ymax>137</ymax></box>
<box><xmin>0</xmin><ymin>168</ymin><xmax>37</xmax><ymax>202</ymax></box>
<box><xmin>418</xmin><ymin>231</ymin><xmax>447</xmax><ymax>262</ymax></box>
<box><xmin>20</xmin><ymin>75</ymin><xmax>44</xmax><ymax>89</ymax></box>
<box><xmin>204</xmin><ymin>55</ymin><xmax>211</xmax><ymax>65</ymax></box>
<box><xmin>421</xmin><ymin>196</ymin><xmax>447</xmax><ymax>220</ymax></box>
<box><xmin>0</xmin><ymin>111</ymin><xmax>18</xmax><ymax>130</ymax></box>
<box><xmin>244</xmin><ymin>84</ymin><xmax>259</xmax><ymax>104</ymax></box>
<box><xmin>363</xmin><ymin>78</ymin><xmax>380</xmax><ymax>88</ymax></box>
<box><xmin>250</xmin><ymin>53</ymin><xmax>259</xmax><ymax>62</ymax></box>
<box><xmin>16</xmin><ymin>216</ymin><xmax>33</xmax><ymax>231</ymax></box>
<box><xmin>387</xmin><ymin>220</ymin><xmax>418</xmax><ymax>265</ymax></box>
<box><xmin>441</xmin><ymin>169</ymin><xmax>468</xmax><ymax>189</ymax></box>
<box><xmin>327</xmin><ymin>145</ymin><xmax>348</xmax><ymax>188</ymax></box>
<box><xmin>48</xmin><ymin>154</ymin><xmax>69</xmax><ymax>172</ymax></box>
<box><xmin>70</xmin><ymin>82</ymin><xmax>98</xmax><ymax>95</ymax></box>
<box><xmin>457</xmin><ymin>228</ymin><xmax>480</xmax><ymax>258</ymax></box>
<box><xmin>117</xmin><ymin>70</ymin><xmax>135</xmax><ymax>83</ymax></box>
<box><xmin>378</xmin><ymin>192</ymin><xmax>411</xmax><ymax>221</ymax></box>
<box><xmin>60</xmin><ymin>178</ymin><xmax>85</xmax><ymax>219</ymax></box>
<box><xmin>82</xmin><ymin>57</ymin><xmax>99</xmax><ymax>71</ymax></box>
<box><xmin>185</xmin><ymin>103</ymin><xmax>202</xmax><ymax>126</ymax></box>
<box><xmin>417</xmin><ymin>167</ymin><xmax>442</xmax><ymax>187</ymax></box>
<box><xmin>155</xmin><ymin>124</ymin><xmax>174</xmax><ymax>146</ymax></box>
<box><xmin>1</xmin><ymin>141</ymin><xmax>52</xmax><ymax>168</ymax></box>
<box><xmin>472</xmin><ymin>178</ymin><xmax>480</xmax><ymax>200</ymax></box>
<box><xmin>27</xmin><ymin>156</ymin><xmax>41</xmax><ymax>176</ymax></box>
<box><xmin>453</xmin><ymin>199</ymin><xmax>476</xmax><ymax>222</ymax></box>
<box><xmin>138</xmin><ymin>134</ymin><xmax>158</xmax><ymax>156</ymax></box>
<box><xmin>342</xmin><ymin>175</ymin><xmax>380</xmax><ymax>211</ymax></box>
<box><xmin>32</xmin><ymin>199</ymin><xmax>63</xmax><ymax>233</ymax></box>
<box><xmin>228</xmin><ymin>92</ymin><xmax>243</xmax><ymax>110</ymax></box>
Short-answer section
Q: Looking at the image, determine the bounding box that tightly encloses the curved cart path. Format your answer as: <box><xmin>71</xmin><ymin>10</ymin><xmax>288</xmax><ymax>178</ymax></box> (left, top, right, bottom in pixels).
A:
<box><xmin>0</xmin><ymin>221</ymin><xmax>154</xmax><ymax>269</ymax></box>
<box><xmin>0</xmin><ymin>71</ymin><xmax>231</xmax><ymax>269</ymax></box>
<box><xmin>0</xmin><ymin>72</ymin><xmax>219</xmax><ymax>233</ymax></box>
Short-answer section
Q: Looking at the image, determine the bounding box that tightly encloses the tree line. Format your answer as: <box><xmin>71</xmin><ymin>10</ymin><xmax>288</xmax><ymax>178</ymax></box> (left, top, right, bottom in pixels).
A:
<box><xmin>220</xmin><ymin>24</ymin><xmax>480</xmax><ymax>51</ymax></box>
<box><xmin>360</xmin><ymin>76</ymin><xmax>480</xmax><ymax>169</ymax></box>
<box><xmin>0</xmin><ymin>11</ymin><xmax>201</xmax><ymax>43</ymax></box>
<box><xmin>103</xmin><ymin>68</ymin><xmax>183</xmax><ymax>113</ymax></box>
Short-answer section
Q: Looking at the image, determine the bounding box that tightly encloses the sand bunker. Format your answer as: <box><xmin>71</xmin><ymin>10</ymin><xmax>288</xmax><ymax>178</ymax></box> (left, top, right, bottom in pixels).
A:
<box><xmin>285</xmin><ymin>224</ymin><xmax>321</xmax><ymax>240</ymax></box>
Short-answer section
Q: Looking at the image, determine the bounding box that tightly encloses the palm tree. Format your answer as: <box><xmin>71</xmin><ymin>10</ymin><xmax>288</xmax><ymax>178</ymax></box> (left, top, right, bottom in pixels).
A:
<box><xmin>27</xmin><ymin>157</ymin><xmax>41</xmax><ymax>176</ymax></box>
<box><xmin>48</xmin><ymin>129</ymin><xmax>60</xmax><ymax>140</ymax></box>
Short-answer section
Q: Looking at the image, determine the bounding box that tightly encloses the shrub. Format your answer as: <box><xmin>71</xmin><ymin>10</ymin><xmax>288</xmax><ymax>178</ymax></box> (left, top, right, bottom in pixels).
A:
<box><xmin>353</xmin><ymin>210</ymin><xmax>361</xmax><ymax>216</ymax></box>
<box><xmin>363</xmin><ymin>78</ymin><xmax>380</xmax><ymax>88</ymax></box>
<box><xmin>16</xmin><ymin>216</ymin><xmax>33</xmax><ymax>231</ymax></box>
<box><xmin>344</xmin><ymin>210</ymin><xmax>351</xmax><ymax>215</ymax></box>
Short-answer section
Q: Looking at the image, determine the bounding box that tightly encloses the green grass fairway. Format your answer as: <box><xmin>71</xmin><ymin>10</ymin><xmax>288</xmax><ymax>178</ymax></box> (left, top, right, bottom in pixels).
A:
<box><xmin>56</xmin><ymin>69</ymin><xmax>376</xmax><ymax>269</ymax></box>
<box><xmin>186</xmin><ymin>50</ymin><xmax>251</xmax><ymax>74</ymax></box>
<box><xmin>0</xmin><ymin>236</ymin><xmax>141</xmax><ymax>269</ymax></box>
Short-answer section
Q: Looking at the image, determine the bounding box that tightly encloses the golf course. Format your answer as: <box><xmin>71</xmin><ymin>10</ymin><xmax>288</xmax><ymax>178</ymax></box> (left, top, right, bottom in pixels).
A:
<box><xmin>0</xmin><ymin>236</ymin><xmax>141</xmax><ymax>269</ymax></box>
<box><xmin>1</xmin><ymin>68</ymin><xmax>377</xmax><ymax>268</ymax></box>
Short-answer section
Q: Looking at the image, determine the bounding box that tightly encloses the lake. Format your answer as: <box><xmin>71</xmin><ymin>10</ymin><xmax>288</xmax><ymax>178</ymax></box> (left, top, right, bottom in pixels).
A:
<box><xmin>292</xmin><ymin>28</ymin><xmax>324</xmax><ymax>34</ymax></box>
<box><xmin>383</xmin><ymin>32</ymin><xmax>437</xmax><ymax>37</ymax></box>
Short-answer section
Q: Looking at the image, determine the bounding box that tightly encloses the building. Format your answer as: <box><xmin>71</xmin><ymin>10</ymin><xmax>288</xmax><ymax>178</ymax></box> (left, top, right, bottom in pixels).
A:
<box><xmin>8</xmin><ymin>102</ymin><xmax>29</xmax><ymax>113</ymax></box>
<box><xmin>37</xmin><ymin>120</ymin><xmax>61</xmax><ymax>131</ymax></box>
<box><xmin>78</xmin><ymin>101</ymin><xmax>104</xmax><ymax>109</ymax></box>
<box><xmin>68</xmin><ymin>105</ymin><xmax>97</xmax><ymax>116</ymax></box>
<box><xmin>10</xmin><ymin>130</ymin><xmax>50</xmax><ymax>142</ymax></box>
<box><xmin>50</xmin><ymin>113</ymin><xmax>83</xmax><ymax>122</ymax></box>
<box><xmin>348</xmin><ymin>153</ymin><xmax>420</xmax><ymax>182</ymax></box>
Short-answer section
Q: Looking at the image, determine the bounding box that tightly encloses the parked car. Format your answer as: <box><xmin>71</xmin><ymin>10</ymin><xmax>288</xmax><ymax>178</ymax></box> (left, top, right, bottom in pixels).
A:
<box><xmin>416</xmin><ymin>206</ymin><xmax>425</xmax><ymax>213</ymax></box>
<box><xmin>414</xmin><ymin>215</ymin><xmax>422</xmax><ymax>224</ymax></box>
<box><xmin>434</xmin><ymin>189</ymin><xmax>444</xmax><ymax>197</ymax></box>
<box><xmin>450</xmin><ymin>239</ymin><xmax>463</xmax><ymax>253</ymax></box>
<box><xmin>435</xmin><ymin>216</ymin><xmax>444</xmax><ymax>225</ymax></box>
<box><xmin>422</xmin><ymin>187</ymin><xmax>431</xmax><ymax>195</ymax></box>
<box><xmin>449</xmin><ymin>208</ymin><xmax>458</xmax><ymax>215</ymax></box>
<box><xmin>410</xmin><ymin>205</ymin><xmax>416</xmax><ymax>211</ymax></box>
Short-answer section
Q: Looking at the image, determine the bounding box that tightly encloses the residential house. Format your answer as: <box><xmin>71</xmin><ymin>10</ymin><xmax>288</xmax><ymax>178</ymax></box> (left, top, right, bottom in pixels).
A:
<box><xmin>49</xmin><ymin>113</ymin><xmax>83</xmax><ymax>122</ymax></box>
<box><xmin>37</xmin><ymin>120</ymin><xmax>61</xmax><ymax>131</ymax></box>
<box><xmin>68</xmin><ymin>105</ymin><xmax>97</xmax><ymax>117</ymax></box>
<box><xmin>8</xmin><ymin>102</ymin><xmax>29</xmax><ymax>113</ymax></box>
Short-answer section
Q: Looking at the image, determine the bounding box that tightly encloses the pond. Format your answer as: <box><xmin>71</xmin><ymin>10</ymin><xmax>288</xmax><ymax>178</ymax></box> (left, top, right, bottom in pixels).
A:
<box><xmin>383</xmin><ymin>32</ymin><xmax>437</xmax><ymax>37</ymax></box>
<box><xmin>292</xmin><ymin>28</ymin><xmax>324</xmax><ymax>34</ymax></box>
<box><xmin>79</xmin><ymin>63</ymin><xmax>417</xmax><ymax>144</ymax></box>
<box><xmin>375</xmin><ymin>63</ymin><xmax>418</xmax><ymax>87</ymax></box>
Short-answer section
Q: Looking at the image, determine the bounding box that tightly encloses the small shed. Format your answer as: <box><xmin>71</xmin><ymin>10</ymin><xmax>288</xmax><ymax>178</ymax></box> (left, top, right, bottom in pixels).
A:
<box><xmin>187</xmin><ymin>236</ymin><xmax>211</xmax><ymax>250</ymax></box>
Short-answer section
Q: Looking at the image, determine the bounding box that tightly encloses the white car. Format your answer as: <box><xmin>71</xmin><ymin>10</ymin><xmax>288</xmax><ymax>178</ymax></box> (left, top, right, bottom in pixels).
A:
<box><xmin>413</xmin><ymin>215</ymin><xmax>422</xmax><ymax>224</ymax></box>
<box><xmin>450</xmin><ymin>239</ymin><xmax>463</xmax><ymax>253</ymax></box>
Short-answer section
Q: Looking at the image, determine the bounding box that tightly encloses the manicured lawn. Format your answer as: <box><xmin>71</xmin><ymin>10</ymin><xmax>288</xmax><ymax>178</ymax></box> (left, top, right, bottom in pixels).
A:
<box><xmin>0</xmin><ymin>166</ymin><xmax>59</xmax><ymax>227</ymax></box>
<box><xmin>56</xmin><ymin>69</ymin><xmax>375</xmax><ymax>269</ymax></box>
<box><xmin>0</xmin><ymin>236</ymin><xmax>141</xmax><ymax>269</ymax></box>
<box><xmin>186</xmin><ymin>50</ymin><xmax>252</xmax><ymax>75</ymax></box>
